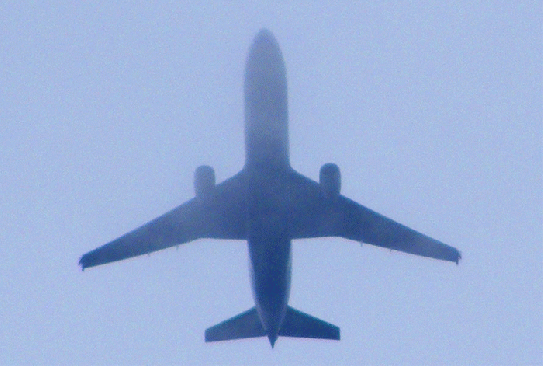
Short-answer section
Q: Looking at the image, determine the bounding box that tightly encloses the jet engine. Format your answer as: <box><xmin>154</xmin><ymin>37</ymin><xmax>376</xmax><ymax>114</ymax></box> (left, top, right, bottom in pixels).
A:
<box><xmin>194</xmin><ymin>165</ymin><xmax>215</xmax><ymax>197</ymax></box>
<box><xmin>319</xmin><ymin>163</ymin><xmax>341</xmax><ymax>198</ymax></box>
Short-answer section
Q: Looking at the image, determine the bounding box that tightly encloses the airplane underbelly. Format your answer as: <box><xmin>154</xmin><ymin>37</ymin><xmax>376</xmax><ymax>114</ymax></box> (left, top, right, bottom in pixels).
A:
<box><xmin>248</xmin><ymin>234</ymin><xmax>291</xmax><ymax>331</ymax></box>
<box><xmin>245</xmin><ymin>168</ymin><xmax>293</xmax><ymax>328</ymax></box>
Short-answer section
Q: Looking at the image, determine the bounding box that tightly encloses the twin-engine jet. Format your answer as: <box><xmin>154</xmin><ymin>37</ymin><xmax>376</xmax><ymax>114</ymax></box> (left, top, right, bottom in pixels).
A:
<box><xmin>79</xmin><ymin>29</ymin><xmax>461</xmax><ymax>347</ymax></box>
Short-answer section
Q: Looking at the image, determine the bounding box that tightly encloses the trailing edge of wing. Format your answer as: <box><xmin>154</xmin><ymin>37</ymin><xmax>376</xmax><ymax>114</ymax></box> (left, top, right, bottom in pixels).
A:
<box><xmin>338</xmin><ymin>196</ymin><xmax>461</xmax><ymax>263</ymax></box>
<box><xmin>79</xmin><ymin>172</ymin><xmax>247</xmax><ymax>269</ymax></box>
<box><xmin>287</xmin><ymin>170</ymin><xmax>461</xmax><ymax>263</ymax></box>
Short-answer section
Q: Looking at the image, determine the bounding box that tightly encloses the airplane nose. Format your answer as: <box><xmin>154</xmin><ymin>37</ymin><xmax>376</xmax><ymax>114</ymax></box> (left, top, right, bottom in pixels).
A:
<box><xmin>252</xmin><ymin>28</ymin><xmax>279</xmax><ymax>53</ymax></box>
<box><xmin>245</xmin><ymin>29</ymin><xmax>286</xmax><ymax>84</ymax></box>
<box><xmin>254</xmin><ymin>28</ymin><xmax>275</xmax><ymax>43</ymax></box>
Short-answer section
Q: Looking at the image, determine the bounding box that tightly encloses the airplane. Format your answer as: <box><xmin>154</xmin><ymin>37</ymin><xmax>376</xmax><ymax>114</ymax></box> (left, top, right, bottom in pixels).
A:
<box><xmin>79</xmin><ymin>28</ymin><xmax>461</xmax><ymax>347</ymax></box>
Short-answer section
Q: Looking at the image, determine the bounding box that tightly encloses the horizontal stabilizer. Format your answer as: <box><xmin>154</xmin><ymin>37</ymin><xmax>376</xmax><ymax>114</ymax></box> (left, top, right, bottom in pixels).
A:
<box><xmin>205</xmin><ymin>307</ymin><xmax>266</xmax><ymax>342</ymax></box>
<box><xmin>278</xmin><ymin>306</ymin><xmax>340</xmax><ymax>340</ymax></box>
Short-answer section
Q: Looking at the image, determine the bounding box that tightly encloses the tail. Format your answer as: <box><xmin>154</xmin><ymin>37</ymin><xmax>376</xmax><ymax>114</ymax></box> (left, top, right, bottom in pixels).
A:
<box><xmin>205</xmin><ymin>307</ymin><xmax>266</xmax><ymax>342</ymax></box>
<box><xmin>205</xmin><ymin>306</ymin><xmax>340</xmax><ymax>344</ymax></box>
<box><xmin>279</xmin><ymin>306</ymin><xmax>340</xmax><ymax>340</ymax></box>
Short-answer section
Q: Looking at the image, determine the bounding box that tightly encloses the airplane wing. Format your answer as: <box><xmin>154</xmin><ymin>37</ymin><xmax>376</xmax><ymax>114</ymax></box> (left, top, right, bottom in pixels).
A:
<box><xmin>79</xmin><ymin>172</ymin><xmax>247</xmax><ymax>269</ymax></box>
<box><xmin>288</xmin><ymin>171</ymin><xmax>461</xmax><ymax>263</ymax></box>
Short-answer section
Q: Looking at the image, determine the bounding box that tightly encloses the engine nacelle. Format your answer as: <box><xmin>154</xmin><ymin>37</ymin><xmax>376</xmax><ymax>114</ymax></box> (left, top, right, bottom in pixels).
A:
<box><xmin>319</xmin><ymin>163</ymin><xmax>341</xmax><ymax>198</ymax></box>
<box><xmin>194</xmin><ymin>165</ymin><xmax>215</xmax><ymax>197</ymax></box>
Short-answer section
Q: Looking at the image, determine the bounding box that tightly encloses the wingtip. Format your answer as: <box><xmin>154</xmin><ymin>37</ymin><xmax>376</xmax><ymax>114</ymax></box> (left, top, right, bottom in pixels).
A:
<box><xmin>78</xmin><ymin>255</ymin><xmax>89</xmax><ymax>271</ymax></box>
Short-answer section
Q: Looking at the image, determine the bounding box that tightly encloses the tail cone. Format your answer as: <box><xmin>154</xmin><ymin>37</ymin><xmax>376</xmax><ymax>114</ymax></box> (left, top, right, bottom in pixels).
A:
<box><xmin>267</xmin><ymin>333</ymin><xmax>278</xmax><ymax>347</ymax></box>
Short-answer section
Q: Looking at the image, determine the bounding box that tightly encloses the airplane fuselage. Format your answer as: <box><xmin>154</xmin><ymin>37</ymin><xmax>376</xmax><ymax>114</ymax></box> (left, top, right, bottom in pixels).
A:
<box><xmin>244</xmin><ymin>29</ymin><xmax>292</xmax><ymax>345</ymax></box>
<box><xmin>245</xmin><ymin>29</ymin><xmax>290</xmax><ymax>169</ymax></box>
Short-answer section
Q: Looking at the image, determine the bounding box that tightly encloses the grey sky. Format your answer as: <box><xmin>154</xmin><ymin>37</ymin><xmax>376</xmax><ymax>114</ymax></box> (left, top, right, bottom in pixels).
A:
<box><xmin>1</xmin><ymin>1</ymin><xmax>541</xmax><ymax>364</ymax></box>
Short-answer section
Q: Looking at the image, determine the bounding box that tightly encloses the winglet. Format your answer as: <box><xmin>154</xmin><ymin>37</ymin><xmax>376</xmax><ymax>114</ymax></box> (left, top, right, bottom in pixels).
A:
<box><xmin>456</xmin><ymin>251</ymin><xmax>462</xmax><ymax>265</ymax></box>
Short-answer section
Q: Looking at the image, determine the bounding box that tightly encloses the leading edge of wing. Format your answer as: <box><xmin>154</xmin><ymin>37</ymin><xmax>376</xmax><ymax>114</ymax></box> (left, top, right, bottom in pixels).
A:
<box><xmin>79</xmin><ymin>171</ymin><xmax>248</xmax><ymax>269</ymax></box>
<box><xmin>287</xmin><ymin>170</ymin><xmax>461</xmax><ymax>264</ymax></box>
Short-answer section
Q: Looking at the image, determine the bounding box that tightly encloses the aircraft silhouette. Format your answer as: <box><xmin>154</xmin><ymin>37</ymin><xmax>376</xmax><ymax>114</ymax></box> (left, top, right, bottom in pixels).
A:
<box><xmin>79</xmin><ymin>28</ymin><xmax>461</xmax><ymax>347</ymax></box>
